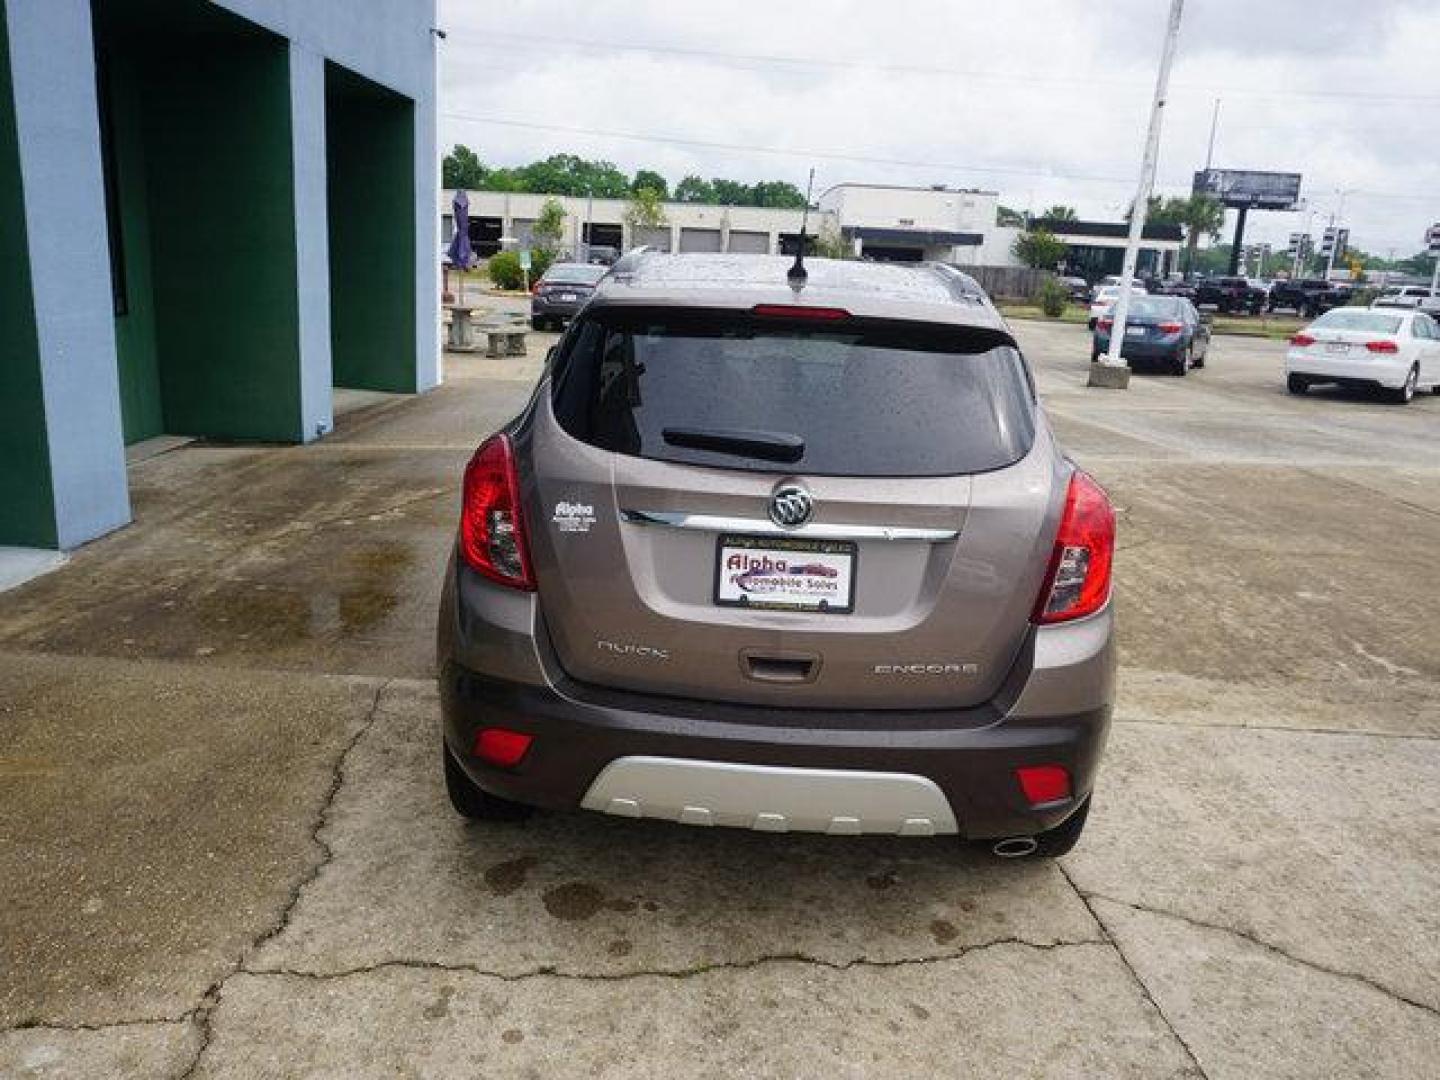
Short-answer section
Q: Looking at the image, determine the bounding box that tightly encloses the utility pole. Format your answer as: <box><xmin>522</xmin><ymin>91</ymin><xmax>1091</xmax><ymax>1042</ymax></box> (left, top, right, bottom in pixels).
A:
<box><xmin>1090</xmin><ymin>0</ymin><xmax>1186</xmax><ymax>390</ymax></box>
<box><xmin>1203</xmin><ymin>98</ymin><xmax>1221</xmax><ymax>170</ymax></box>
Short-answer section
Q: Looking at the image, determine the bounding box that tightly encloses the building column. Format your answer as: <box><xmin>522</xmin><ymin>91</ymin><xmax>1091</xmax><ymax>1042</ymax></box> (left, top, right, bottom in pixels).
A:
<box><xmin>289</xmin><ymin>44</ymin><xmax>333</xmax><ymax>440</ymax></box>
<box><xmin>2</xmin><ymin>0</ymin><xmax>129</xmax><ymax>549</ymax></box>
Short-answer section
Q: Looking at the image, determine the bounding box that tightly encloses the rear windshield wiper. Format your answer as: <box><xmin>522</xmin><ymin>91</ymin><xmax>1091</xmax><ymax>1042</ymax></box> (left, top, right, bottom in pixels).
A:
<box><xmin>661</xmin><ymin>426</ymin><xmax>804</xmax><ymax>463</ymax></box>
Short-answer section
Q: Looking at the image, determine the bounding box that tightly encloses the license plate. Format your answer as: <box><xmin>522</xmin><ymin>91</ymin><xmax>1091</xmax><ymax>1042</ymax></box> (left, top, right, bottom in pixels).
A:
<box><xmin>715</xmin><ymin>534</ymin><xmax>856</xmax><ymax>614</ymax></box>
<box><xmin>1325</xmin><ymin>342</ymin><xmax>1349</xmax><ymax>354</ymax></box>
<box><xmin>558</xmin><ymin>292</ymin><xmax>578</xmax><ymax>302</ymax></box>
<box><xmin>1126</xmin><ymin>326</ymin><xmax>1146</xmax><ymax>337</ymax></box>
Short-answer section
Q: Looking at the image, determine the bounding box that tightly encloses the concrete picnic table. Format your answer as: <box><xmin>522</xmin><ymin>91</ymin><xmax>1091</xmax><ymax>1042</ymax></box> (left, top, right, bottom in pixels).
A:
<box><xmin>475</xmin><ymin>314</ymin><xmax>529</xmax><ymax>358</ymax></box>
<box><xmin>443</xmin><ymin>303</ymin><xmax>482</xmax><ymax>353</ymax></box>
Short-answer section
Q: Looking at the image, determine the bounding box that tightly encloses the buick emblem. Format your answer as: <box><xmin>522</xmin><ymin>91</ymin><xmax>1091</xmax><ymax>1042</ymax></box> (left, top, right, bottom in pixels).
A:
<box><xmin>769</xmin><ymin>486</ymin><xmax>813</xmax><ymax>528</ymax></box>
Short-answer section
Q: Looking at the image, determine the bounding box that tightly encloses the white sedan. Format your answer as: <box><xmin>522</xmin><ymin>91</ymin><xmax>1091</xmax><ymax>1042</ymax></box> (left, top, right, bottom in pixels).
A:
<box><xmin>1286</xmin><ymin>307</ymin><xmax>1440</xmax><ymax>404</ymax></box>
<box><xmin>1087</xmin><ymin>283</ymin><xmax>1147</xmax><ymax>329</ymax></box>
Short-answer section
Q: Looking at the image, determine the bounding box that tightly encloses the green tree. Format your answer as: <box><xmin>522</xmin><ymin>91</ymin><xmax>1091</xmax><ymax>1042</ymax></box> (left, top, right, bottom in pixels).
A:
<box><xmin>997</xmin><ymin>205</ymin><xmax>1026</xmax><ymax>227</ymax></box>
<box><xmin>673</xmin><ymin>175</ymin><xmax>716</xmax><ymax>203</ymax></box>
<box><xmin>442</xmin><ymin>145</ymin><xmax>487</xmax><ymax>190</ymax></box>
<box><xmin>631</xmin><ymin>169</ymin><xmax>670</xmax><ymax>200</ymax></box>
<box><xmin>624</xmin><ymin>186</ymin><xmax>669</xmax><ymax>234</ymax></box>
<box><xmin>710</xmin><ymin>178</ymin><xmax>754</xmax><ymax>206</ymax></box>
<box><xmin>812</xmin><ymin>221</ymin><xmax>852</xmax><ymax>259</ymax></box>
<box><xmin>1012</xmin><ymin>229</ymin><xmax>1067</xmax><ymax>270</ymax></box>
<box><xmin>1040</xmin><ymin>205</ymin><xmax>1078</xmax><ymax>222</ymax></box>
<box><xmin>533</xmin><ymin>197</ymin><xmax>567</xmax><ymax>252</ymax></box>
<box><xmin>1175</xmin><ymin>194</ymin><xmax>1224</xmax><ymax>276</ymax></box>
<box><xmin>750</xmin><ymin>180</ymin><xmax>808</xmax><ymax>209</ymax></box>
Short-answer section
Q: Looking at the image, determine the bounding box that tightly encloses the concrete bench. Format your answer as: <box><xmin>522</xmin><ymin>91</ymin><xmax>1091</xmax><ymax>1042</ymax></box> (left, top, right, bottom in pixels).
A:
<box><xmin>477</xmin><ymin>322</ymin><xmax>528</xmax><ymax>358</ymax></box>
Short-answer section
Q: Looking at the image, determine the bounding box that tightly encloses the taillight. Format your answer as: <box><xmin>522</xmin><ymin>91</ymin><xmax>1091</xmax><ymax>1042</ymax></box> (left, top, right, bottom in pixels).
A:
<box><xmin>1033</xmin><ymin>471</ymin><xmax>1115</xmax><ymax>625</ymax></box>
<box><xmin>459</xmin><ymin>434</ymin><xmax>535</xmax><ymax>590</ymax></box>
<box><xmin>1017</xmin><ymin>765</ymin><xmax>1072</xmax><ymax>806</ymax></box>
<box><xmin>1365</xmin><ymin>340</ymin><xmax>1399</xmax><ymax>354</ymax></box>
<box><xmin>1097</xmin><ymin>318</ymin><xmax>1113</xmax><ymax>332</ymax></box>
<box><xmin>751</xmin><ymin>304</ymin><xmax>851</xmax><ymax>320</ymax></box>
<box><xmin>1157</xmin><ymin>321</ymin><xmax>1183</xmax><ymax>334</ymax></box>
<box><xmin>1290</xmin><ymin>333</ymin><xmax>1315</xmax><ymax>346</ymax></box>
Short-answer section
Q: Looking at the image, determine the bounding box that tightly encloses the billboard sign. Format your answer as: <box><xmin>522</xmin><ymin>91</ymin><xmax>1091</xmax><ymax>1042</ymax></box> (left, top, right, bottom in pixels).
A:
<box><xmin>1192</xmin><ymin>169</ymin><xmax>1303</xmax><ymax>210</ymax></box>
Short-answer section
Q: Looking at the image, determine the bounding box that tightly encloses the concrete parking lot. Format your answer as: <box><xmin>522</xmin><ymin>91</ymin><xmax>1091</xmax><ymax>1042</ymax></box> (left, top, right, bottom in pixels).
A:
<box><xmin>3</xmin><ymin>306</ymin><xmax>1438</xmax><ymax>1078</ymax></box>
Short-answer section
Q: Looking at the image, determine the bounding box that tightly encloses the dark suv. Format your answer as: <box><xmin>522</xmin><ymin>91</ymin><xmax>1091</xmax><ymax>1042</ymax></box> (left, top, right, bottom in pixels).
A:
<box><xmin>1194</xmin><ymin>276</ymin><xmax>1265</xmax><ymax>314</ymax></box>
<box><xmin>439</xmin><ymin>254</ymin><xmax>1116</xmax><ymax>858</ymax></box>
<box><xmin>1269</xmin><ymin>278</ymin><xmax>1345</xmax><ymax>317</ymax></box>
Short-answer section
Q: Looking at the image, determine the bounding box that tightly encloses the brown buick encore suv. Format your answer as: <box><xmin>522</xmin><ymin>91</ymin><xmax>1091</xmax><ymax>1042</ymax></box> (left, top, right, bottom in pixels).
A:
<box><xmin>437</xmin><ymin>253</ymin><xmax>1116</xmax><ymax>858</ymax></box>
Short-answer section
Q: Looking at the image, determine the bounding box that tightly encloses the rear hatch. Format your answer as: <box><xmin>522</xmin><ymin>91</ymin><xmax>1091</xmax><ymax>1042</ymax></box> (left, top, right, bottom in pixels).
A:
<box><xmin>523</xmin><ymin>304</ymin><xmax>1061</xmax><ymax>710</ymax></box>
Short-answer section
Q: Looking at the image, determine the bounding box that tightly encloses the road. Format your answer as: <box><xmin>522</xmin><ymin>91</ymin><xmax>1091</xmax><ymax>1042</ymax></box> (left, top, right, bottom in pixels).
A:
<box><xmin>2</xmin><ymin>308</ymin><xmax>1438</xmax><ymax>1077</ymax></box>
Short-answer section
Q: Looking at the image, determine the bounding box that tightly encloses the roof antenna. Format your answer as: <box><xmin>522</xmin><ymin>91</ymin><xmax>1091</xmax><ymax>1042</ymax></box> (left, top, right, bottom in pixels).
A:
<box><xmin>788</xmin><ymin>167</ymin><xmax>816</xmax><ymax>287</ymax></box>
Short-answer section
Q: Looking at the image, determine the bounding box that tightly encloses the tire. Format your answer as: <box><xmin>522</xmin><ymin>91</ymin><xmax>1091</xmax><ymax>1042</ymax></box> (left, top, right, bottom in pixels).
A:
<box><xmin>1172</xmin><ymin>347</ymin><xmax>1188</xmax><ymax>376</ymax></box>
<box><xmin>1387</xmin><ymin>366</ymin><xmax>1419</xmax><ymax>405</ymax></box>
<box><xmin>1034</xmin><ymin>796</ymin><xmax>1092</xmax><ymax>858</ymax></box>
<box><xmin>1287</xmin><ymin>374</ymin><xmax>1309</xmax><ymax>394</ymax></box>
<box><xmin>1091</xmin><ymin>348</ymin><xmax>1101</xmax><ymax>363</ymax></box>
<box><xmin>1191</xmin><ymin>344</ymin><xmax>1205</xmax><ymax>370</ymax></box>
<box><xmin>443</xmin><ymin>742</ymin><xmax>533</xmax><ymax>821</ymax></box>
<box><xmin>530</xmin><ymin>316</ymin><xmax>545</xmax><ymax>331</ymax></box>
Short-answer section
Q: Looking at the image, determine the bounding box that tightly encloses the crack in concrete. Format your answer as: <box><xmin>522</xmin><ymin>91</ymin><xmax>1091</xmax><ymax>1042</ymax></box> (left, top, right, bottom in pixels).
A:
<box><xmin>2</xmin><ymin>1016</ymin><xmax>191</xmax><ymax>1035</ymax></box>
<box><xmin>239</xmin><ymin>935</ymin><xmax>1107</xmax><ymax>985</ymax></box>
<box><xmin>171</xmin><ymin>677</ymin><xmax>394</xmax><ymax>1080</ymax></box>
<box><xmin>1057</xmin><ymin>864</ymin><xmax>1211</xmax><ymax>1080</ymax></box>
<box><xmin>1113</xmin><ymin>716</ymin><xmax>1440</xmax><ymax>741</ymax></box>
<box><xmin>1082</xmin><ymin>890</ymin><xmax>1440</xmax><ymax>1022</ymax></box>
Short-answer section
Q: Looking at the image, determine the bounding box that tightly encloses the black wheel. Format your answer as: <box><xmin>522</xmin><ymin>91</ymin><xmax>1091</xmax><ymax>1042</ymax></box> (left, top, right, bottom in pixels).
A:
<box><xmin>1034</xmin><ymin>796</ymin><xmax>1092</xmax><ymax>858</ymax></box>
<box><xmin>443</xmin><ymin>743</ymin><xmax>532</xmax><ymax>821</ymax></box>
<box><xmin>1287</xmin><ymin>374</ymin><xmax>1309</xmax><ymax>395</ymax></box>
<box><xmin>1191</xmin><ymin>345</ymin><xmax>1205</xmax><ymax>369</ymax></box>
<box><xmin>1387</xmin><ymin>366</ymin><xmax>1419</xmax><ymax>405</ymax></box>
<box><xmin>530</xmin><ymin>316</ymin><xmax>544</xmax><ymax>331</ymax></box>
<box><xmin>1172</xmin><ymin>348</ymin><xmax>1188</xmax><ymax>376</ymax></box>
<box><xmin>1090</xmin><ymin>348</ymin><xmax>1101</xmax><ymax>363</ymax></box>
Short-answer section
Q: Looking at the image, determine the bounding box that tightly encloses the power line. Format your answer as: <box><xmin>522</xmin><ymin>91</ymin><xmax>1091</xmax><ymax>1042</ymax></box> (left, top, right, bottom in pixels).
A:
<box><xmin>443</xmin><ymin>28</ymin><xmax>1440</xmax><ymax>105</ymax></box>
<box><xmin>441</xmin><ymin>110</ymin><xmax>1440</xmax><ymax>202</ymax></box>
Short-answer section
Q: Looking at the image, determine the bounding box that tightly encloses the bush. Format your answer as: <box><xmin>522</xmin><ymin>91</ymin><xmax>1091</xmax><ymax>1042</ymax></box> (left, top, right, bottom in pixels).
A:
<box><xmin>486</xmin><ymin>249</ymin><xmax>556</xmax><ymax>291</ymax></box>
<box><xmin>1037</xmin><ymin>276</ymin><xmax>1069</xmax><ymax>318</ymax></box>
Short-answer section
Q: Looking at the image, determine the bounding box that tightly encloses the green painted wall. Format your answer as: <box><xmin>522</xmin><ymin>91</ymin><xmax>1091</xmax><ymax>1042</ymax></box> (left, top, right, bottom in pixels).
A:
<box><xmin>103</xmin><ymin>54</ymin><xmax>163</xmax><ymax>444</ymax></box>
<box><xmin>326</xmin><ymin>65</ymin><xmax>416</xmax><ymax>393</ymax></box>
<box><xmin>0</xmin><ymin>2</ymin><xmax>57</xmax><ymax>547</ymax></box>
<box><xmin>140</xmin><ymin>32</ymin><xmax>302</xmax><ymax>441</ymax></box>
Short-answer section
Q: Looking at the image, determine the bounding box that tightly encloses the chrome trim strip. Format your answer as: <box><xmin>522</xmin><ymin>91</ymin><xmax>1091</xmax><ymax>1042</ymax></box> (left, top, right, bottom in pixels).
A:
<box><xmin>620</xmin><ymin>509</ymin><xmax>958</xmax><ymax>542</ymax></box>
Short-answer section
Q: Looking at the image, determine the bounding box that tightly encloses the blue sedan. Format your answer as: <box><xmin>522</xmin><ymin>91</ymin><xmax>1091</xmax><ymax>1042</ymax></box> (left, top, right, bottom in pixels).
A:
<box><xmin>1091</xmin><ymin>295</ymin><xmax>1211</xmax><ymax>375</ymax></box>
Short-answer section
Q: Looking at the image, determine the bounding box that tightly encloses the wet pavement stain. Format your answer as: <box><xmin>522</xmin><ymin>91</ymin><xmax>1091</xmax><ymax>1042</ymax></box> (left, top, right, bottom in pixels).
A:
<box><xmin>865</xmin><ymin>870</ymin><xmax>901</xmax><ymax>890</ymax></box>
<box><xmin>501</xmin><ymin>1029</ymin><xmax>524</xmax><ymax>1045</ymax></box>
<box><xmin>606</xmin><ymin>939</ymin><xmax>633</xmax><ymax>957</ymax></box>
<box><xmin>540</xmin><ymin>882</ymin><xmax>637</xmax><ymax>921</ymax></box>
<box><xmin>423</xmin><ymin>986</ymin><xmax>455</xmax><ymax>1021</ymax></box>
<box><xmin>929</xmin><ymin>919</ymin><xmax>958</xmax><ymax>944</ymax></box>
<box><xmin>483</xmin><ymin>855</ymin><xmax>540</xmax><ymax>897</ymax></box>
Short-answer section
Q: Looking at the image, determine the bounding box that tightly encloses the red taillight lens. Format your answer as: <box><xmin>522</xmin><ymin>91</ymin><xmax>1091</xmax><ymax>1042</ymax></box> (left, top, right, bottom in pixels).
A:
<box><xmin>1033</xmin><ymin>471</ymin><xmax>1115</xmax><ymax>625</ymax></box>
<box><xmin>1290</xmin><ymin>333</ymin><xmax>1316</xmax><ymax>346</ymax></box>
<box><xmin>1017</xmin><ymin>764</ymin><xmax>1072</xmax><ymax>806</ymax></box>
<box><xmin>474</xmin><ymin>727</ymin><xmax>533</xmax><ymax>768</ymax></box>
<box><xmin>1365</xmin><ymin>339</ymin><xmax>1399</xmax><ymax>354</ymax></box>
<box><xmin>751</xmin><ymin>304</ymin><xmax>851</xmax><ymax>321</ymax></box>
<box><xmin>460</xmin><ymin>434</ymin><xmax>535</xmax><ymax>590</ymax></box>
<box><xmin>1157</xmin><ymin>321</ymin><xmax>1183</xmax><ymax>334</ymax></box>
<box><xmin>1097</xmin><ymin>318</ymin><xmax>1114</xmax><ymax>332</ymax></box>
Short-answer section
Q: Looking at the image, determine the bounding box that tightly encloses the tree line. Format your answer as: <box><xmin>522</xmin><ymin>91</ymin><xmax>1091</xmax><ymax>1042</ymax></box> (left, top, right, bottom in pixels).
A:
<box><xmin>443</xmin><ymin>146</ymin><xmax>808</xmax><ymax>209</ymax></box>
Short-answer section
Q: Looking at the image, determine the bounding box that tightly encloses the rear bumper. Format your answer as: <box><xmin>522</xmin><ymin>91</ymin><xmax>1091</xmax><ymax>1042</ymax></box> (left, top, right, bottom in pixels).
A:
<box><xmin>531</xmin><ymin>296</ymin><xmax>586</xmax><ymax>320</ymax></box>
<box><xmin>1092</xmin><ymin>334</ymin><xmax>1185</xmax><ymax>361</ymax></box>
<box><xmin>1285</xmin><ymin>350</ymin><xmax>1409</xmax><ymax>388</ymax></box>
<box><xmin>440</xmin><ymin>658</ymin><xmax>1111</xmax><ymax>841</ymax></box>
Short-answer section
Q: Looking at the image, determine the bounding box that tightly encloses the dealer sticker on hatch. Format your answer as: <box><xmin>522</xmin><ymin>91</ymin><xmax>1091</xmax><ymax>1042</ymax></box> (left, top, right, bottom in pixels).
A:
<box><xmin>714</xmin><ymin>534</ymin><xmax>856</xmax><ymax>614</ymax></box>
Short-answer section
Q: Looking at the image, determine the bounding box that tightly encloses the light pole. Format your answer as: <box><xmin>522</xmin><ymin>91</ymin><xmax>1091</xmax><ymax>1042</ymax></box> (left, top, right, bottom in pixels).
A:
<box><xmin>1090</xmin><ymin>0</ymin><xmax>1186</xmax><ymax>390</ymax></box>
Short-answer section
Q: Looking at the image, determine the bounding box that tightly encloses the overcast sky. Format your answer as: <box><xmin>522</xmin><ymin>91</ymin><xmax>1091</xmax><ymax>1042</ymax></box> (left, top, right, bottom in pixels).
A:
<box><xmin>438</xmin><ymin>0</ymin><xmax>1440</xmax><ymax>257</ymax></box>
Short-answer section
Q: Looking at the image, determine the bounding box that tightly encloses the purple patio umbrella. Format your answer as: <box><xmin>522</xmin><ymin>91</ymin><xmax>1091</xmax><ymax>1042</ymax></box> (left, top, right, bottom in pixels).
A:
<box><xmin>447</xmin><ymin>189</ymin><xmax>474</xmax><ymax>271</ymax></box>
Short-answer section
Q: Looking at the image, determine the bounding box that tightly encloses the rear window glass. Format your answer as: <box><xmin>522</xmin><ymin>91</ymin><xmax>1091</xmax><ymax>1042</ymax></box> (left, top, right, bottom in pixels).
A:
<box><xmin>1127</xmin><ymin>297</ymin><xmax>1183</xmax><ymax>318</ymax></box>
<box><xmin>1313</xmin><ymin>309</ymin><xmax>1401</xmax><ymax>334</ymax></box>
<box><xmin>550</xmin><ymin>309</ymin><xmax>1036</xmax><ymax>477</ymax></box>
<box><xmin>543</xmin><ymin>265</ymin><xmax>607</xmax><ymax>285</ymax></box>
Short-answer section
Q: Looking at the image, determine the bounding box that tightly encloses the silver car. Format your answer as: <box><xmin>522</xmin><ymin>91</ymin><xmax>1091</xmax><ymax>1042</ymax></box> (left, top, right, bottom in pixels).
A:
<box><xmin>439</xmin><ymin>254</ymin><xmax>1116</xmax><ymax>858</ymax></box>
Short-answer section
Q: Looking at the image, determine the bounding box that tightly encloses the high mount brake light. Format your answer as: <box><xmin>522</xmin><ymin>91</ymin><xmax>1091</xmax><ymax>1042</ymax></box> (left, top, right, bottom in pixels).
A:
<box><xmin>1033</xmin><ymin>471</ymin><xmax>1115</xmax><ymax>625</ymax></box>
<box><xmin>460</xmin><ymin>434</ymin><xmax>535</xmax><ymax>590</ymax></box>
<box><xmin>1365</xmin><ymin>340</ymin><xmax>1399</xmax><ymax>354</ymax></box>
<box><xmin>751</xmin><ymin>304</ymin><xmax>851</xmax><ymax>321</ymax></box>
<box><xmin>1290</xmin><ymin>333</ymin><xmax>1316</xmax><ymax>346</ymax></box>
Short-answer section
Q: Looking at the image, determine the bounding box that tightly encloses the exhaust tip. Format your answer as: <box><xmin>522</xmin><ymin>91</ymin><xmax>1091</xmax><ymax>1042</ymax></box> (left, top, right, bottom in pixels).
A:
<box><xmin>992</xmin><ymin>836</ymin><xmax>1039</xmax><ymax>859</ymax></box>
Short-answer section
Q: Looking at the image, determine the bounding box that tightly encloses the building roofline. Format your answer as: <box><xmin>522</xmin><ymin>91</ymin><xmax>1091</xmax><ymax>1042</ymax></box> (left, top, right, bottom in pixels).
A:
<box><xmin>818</xmin><ymin>182</ymin><xmax>999</xmax><ymax>199</ymax></box>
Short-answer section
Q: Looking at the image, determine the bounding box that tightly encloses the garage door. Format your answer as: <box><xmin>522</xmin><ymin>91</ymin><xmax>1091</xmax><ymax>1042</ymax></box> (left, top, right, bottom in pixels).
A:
<box><xmin>679</xmin><ymin>228</ymin><xmax>722</xmax><ymax>253</ymax></box>
<box><xmin>727</xmin><ymin>230</ymin><xmax>770</xmax><ymax>254</ymax></box>
<box><xmin>633</xmin><ymin>227</ymin><xmax>672</xmax><ymax>251</ymax></box>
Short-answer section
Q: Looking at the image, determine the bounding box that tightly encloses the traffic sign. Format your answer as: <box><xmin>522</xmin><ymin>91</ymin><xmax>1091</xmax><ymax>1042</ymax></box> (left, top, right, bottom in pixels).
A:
<box><xmin>518</xmin><ymin>249</ymin><xmax>533</xmax><ymax>270</ymax></box>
